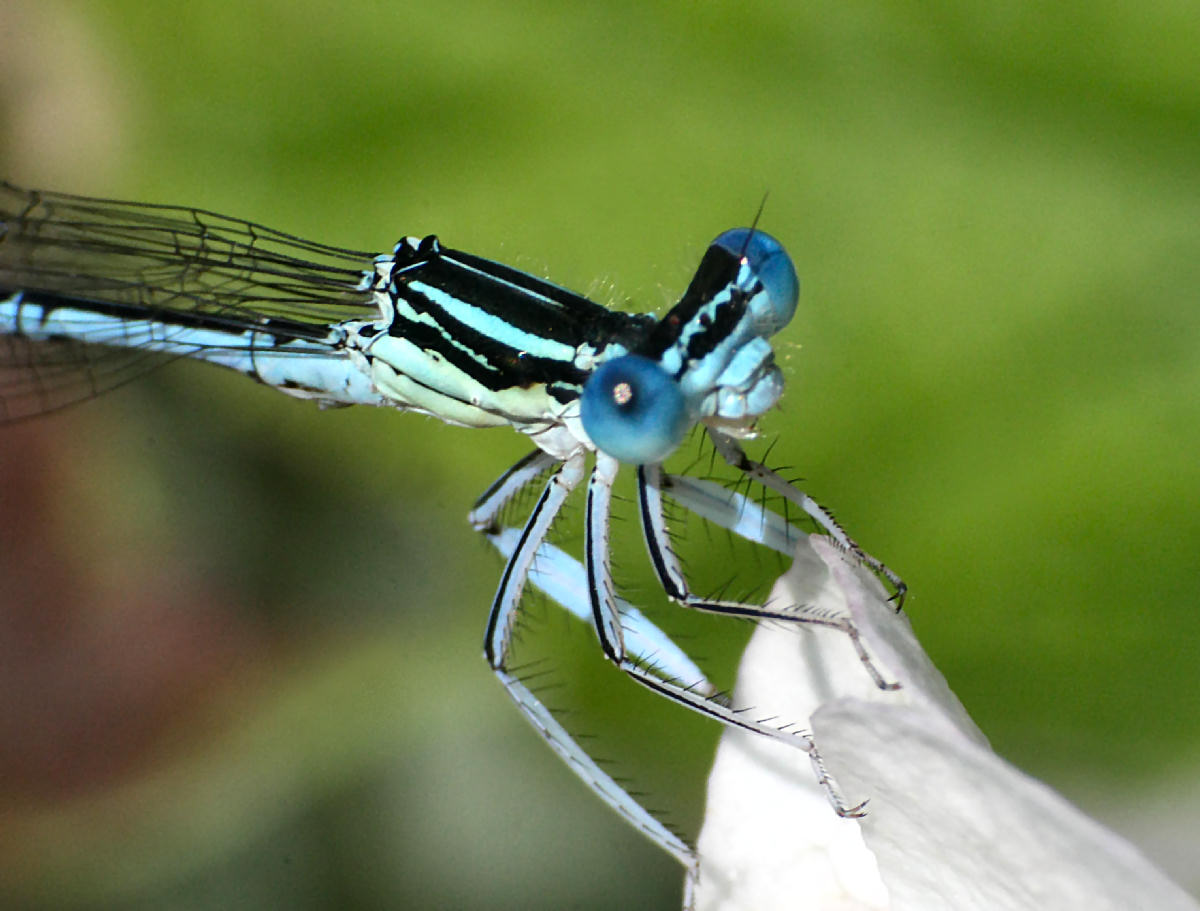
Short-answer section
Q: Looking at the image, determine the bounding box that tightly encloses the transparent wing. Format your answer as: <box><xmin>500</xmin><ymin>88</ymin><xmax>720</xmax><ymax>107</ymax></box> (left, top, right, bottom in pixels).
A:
<box><xmin>0</xmin><ymin>182</ymin><xmax>375</xmax><ymax>322</ymax></box>
<box><xmin>0</xmin><ymin>333</ymin><xmax>176</xmax><ymax>420</ymax></box>
<box><xmin>0</xmin><ymin>182</ymin><xmax>379</xmax><ymax>420</ymax></box>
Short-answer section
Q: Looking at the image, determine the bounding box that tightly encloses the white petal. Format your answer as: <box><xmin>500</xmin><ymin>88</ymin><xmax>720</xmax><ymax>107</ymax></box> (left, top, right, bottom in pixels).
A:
<box><xmin>692</xmin><ymin>536</ymin><xmax>1198</xmax><ymax>911</ymax></box>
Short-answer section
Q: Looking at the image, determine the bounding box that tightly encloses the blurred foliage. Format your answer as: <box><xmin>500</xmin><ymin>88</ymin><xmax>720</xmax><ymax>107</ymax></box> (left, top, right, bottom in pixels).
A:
<box><xmin>0</xmin><ymin>0</ymin><xmax>1197</xmax><ymax>908</ymax></box>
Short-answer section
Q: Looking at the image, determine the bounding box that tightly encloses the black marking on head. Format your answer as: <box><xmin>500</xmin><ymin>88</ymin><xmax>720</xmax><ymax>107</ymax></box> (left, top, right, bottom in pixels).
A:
<box><xmin>642</xmin><ymin>242</ymin><xmax>741</xmax><ymax>360</ymax></box>
<box><xmin>684</xmin><ymin>284</ymin><xmax>750</xmax><ymax>365</ymax></box>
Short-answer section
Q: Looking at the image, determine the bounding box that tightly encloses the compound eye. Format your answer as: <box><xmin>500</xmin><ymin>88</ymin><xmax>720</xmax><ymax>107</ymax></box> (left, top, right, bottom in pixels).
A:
<box><xmin>580</xmin><ymin>355</ymin><xmax>690</xmax><ymax>464</ymax></box>
<box><xmin>712</xmin><ymin>228</ymin><xmax>799</xmax><ymax>335</ymax></box>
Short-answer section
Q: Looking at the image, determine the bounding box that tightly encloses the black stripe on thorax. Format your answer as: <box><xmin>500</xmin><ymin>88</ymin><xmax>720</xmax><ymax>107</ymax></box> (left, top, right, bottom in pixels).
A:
<box><xmin>397</xmin><ymin>244</ymin><xmax>653</xmax><ymax>349</ymax></box>
<box><xmin>388</xmin><ymin>305</ymin><xmax>587</xmax><ymax>392</ymax></box>
<box><xmin>381</xmin><ymin>240</ymin><xmax>655</xmax><ymax>393</ymax></box>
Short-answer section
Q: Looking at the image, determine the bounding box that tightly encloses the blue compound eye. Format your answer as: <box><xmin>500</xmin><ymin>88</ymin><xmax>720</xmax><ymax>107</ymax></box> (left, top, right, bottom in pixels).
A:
<box><xmin>713</xmin><ymin>228</ymin><xmax>799</xmax><ymax>336</ymax></box>
<box><xmin>580</xmin><ymin>355</ymin><xmax>691</xmax><ymax>464</ymax></box>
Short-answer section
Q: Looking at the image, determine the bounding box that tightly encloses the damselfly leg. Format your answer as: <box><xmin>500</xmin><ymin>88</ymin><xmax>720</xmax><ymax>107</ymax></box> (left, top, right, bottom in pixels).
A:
<box><xmin>472</xmin><ymin>440</ymin><xmax>889</xmax><ymax>865</ymax></box>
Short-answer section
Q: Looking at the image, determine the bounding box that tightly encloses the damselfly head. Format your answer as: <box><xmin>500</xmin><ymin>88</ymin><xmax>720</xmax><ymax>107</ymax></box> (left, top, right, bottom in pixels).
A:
<box><xmin>590</xmin><ymin>229</ymin><xmax>799</xmax><ymax>464</ymax></box>
<box><xmin>710</xmin><ymin>228</ymin><xmax>800</xmax><ymax>338</ymax></box>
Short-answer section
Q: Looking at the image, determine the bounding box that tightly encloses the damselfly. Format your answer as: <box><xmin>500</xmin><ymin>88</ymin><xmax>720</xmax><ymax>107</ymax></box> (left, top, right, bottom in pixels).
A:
<box><xmin>0</xmin><ymin>182</ymin><xmax>904</xmax><ymax>869</ymax></box>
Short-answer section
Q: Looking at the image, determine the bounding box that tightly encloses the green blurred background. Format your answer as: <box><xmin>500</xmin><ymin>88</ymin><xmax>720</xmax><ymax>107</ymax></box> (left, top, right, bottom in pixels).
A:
<box><xmin>1</xmin><ymin>1</ymin><xmax>1197</xmax><ymax>908</ymax></box>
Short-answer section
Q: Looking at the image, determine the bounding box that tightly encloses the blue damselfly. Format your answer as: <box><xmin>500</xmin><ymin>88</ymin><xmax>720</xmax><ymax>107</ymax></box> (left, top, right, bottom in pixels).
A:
<box><xmin>0</xmin><ymin>181</ymin><xmax>904</xmax><ymax>870</ymax></box>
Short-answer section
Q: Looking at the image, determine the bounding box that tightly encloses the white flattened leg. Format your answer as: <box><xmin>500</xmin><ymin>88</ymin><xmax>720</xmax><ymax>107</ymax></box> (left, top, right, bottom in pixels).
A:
<box><xmin>706</xmin><ymin>428</ymin><xmax>907</xmax><ymax>606</ymax></box>
<box><xmin>468</xmin><ymin>448</ymin><xmax>558</xmax><ymax>533</ymax></box>
<box><xmin>487</xmin><ymin>527</ymin><xmax>716</xmax><ymax>696</ymax></box>
<box><xmin>477</xmin><ymin>450</ymin><xmax>696</xmax><ymax>866</ymax></box>
<box><xmin>583</xmin><ymin>453</ymin><xmax>866</xmax><ymax>818</ymax></box>
<box><xmin>638</xmin><ymin>464</ymin><xmax>900</xmax><ymax>693</ymax></box>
